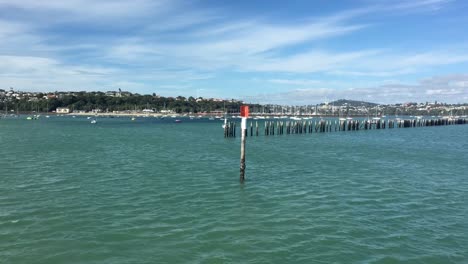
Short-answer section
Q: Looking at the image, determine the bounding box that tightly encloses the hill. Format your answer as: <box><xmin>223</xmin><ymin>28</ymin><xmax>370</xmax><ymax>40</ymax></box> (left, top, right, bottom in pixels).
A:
<box><xmin>328</xmin><ymin>99</ymin><xmax>379</xmax><ymax>107</ymax></box>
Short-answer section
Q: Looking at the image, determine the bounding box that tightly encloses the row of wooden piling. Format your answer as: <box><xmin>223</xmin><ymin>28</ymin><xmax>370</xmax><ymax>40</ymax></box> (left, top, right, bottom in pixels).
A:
<box><xmin>224</xmin><ymin>118</ymin><xmax>467</xmax><ymax>138</ymax></box>
<box><xmin>224</xmin><ymin>122</ymin><xmax>236</xmax><ymax>138</ymax></box>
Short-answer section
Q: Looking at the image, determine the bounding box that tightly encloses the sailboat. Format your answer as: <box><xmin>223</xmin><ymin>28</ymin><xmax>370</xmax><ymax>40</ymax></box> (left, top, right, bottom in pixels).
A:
<box><xmin>91</xmin><ymin>114</ymin><xmax>97</xmax><ymax>124</ymax></box>
<box><xmin>371</xmin><ymin>106</ymin><xmax>382</xmax><ymax>121</ymax></box>
<box><xmin>345</xmin><ymin>104</ymin><xmax>352</xmax><ymax>120</ymax></box>
<box><xmin>222</xmin><ymin>112</ymin><xmax>229</xmax><ymax>128</ymax></box>
<box><xmin>222</xmin><ymin>102</ymin><xmax>228</xmax><ymax>128</ymax></box>
<box><xmin>131</xmin><ymin>105</ymin><xmax>137</xmax><ymax>121</ymax></box>
<box><xmin>338</xmin><ymin>106</ymin><xmax>347</xmax><ymax>121</ymax></box>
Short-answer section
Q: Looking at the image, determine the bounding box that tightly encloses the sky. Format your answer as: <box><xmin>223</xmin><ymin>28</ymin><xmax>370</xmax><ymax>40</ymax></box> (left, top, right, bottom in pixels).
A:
<box><xmin>0</xmin><ymin>0</ymin><xmax>468</xmax><ymax>104</ymax></box>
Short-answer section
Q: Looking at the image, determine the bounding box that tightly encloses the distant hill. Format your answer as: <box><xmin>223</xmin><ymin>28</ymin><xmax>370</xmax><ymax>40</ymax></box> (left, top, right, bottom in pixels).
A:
<box><xmin>328</xmin><ymin>99</ymin><xmax>379</xmax><ymax>107</ymax></box>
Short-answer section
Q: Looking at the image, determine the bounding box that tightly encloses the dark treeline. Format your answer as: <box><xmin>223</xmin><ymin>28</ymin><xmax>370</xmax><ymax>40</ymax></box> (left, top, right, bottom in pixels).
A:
<box><xmin>0</xmin><ymin>92</ymin><xmax>258</xmax><ymax>113</ymax></box>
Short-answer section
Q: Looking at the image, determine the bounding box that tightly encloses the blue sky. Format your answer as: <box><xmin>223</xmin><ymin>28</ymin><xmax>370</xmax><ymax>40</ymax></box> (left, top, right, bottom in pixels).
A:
<box><xmin>1</xmin><ymin>0</ymin><xmax>467</xmax><ymax>104</ymax></box>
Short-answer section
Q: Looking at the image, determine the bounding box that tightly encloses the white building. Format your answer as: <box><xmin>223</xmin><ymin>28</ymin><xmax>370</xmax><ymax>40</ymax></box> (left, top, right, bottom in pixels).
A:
<box><xmin>56</xmin><ymin>107</ymin><xmax>70</xmax><ymax>114</ymax></box>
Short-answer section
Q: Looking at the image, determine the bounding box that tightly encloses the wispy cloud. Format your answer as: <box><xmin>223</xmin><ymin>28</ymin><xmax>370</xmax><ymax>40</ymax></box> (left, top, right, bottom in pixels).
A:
<box><xmin>391</xmin><ymin>0</ymin><xmax>452</xmax><ymax>11</ymax></box>
<box><xmin>105</xmin><ymin>16</ymin><xmax>368</xmax><ymax>66</ymax></box>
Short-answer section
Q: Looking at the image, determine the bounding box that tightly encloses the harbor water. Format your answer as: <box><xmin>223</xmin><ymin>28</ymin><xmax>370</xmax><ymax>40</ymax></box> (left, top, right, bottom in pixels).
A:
<box><xmin>1</xmin><ymin>116</ymin><xmax>467</xmax><ymax>263</ymax></box>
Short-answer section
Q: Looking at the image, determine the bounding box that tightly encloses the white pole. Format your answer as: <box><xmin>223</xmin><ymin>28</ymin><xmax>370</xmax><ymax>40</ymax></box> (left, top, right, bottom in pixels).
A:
<box><xmin>240</xmin><ymin>117</ymin><xmax>247</xmax><ymax>182</ymax></box>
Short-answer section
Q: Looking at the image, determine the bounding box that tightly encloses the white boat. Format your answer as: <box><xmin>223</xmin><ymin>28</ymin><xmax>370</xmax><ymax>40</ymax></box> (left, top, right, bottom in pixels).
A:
<box><xmin>290</xmin><ymin>116</ymin><xmax>301</xmax><ymax>120</ymax></box>
<box><xmin>91</xmin><ymin>119</ymin><xmax>97</xmax><ymax>124</ymax></box>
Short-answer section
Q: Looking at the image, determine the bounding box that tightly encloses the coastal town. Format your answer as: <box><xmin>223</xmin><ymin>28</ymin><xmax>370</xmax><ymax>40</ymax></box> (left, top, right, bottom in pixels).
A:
<box><xmin>1</xmin><ymin>88</ymin><xmax>466</xmax><ymax>117</ymax></box>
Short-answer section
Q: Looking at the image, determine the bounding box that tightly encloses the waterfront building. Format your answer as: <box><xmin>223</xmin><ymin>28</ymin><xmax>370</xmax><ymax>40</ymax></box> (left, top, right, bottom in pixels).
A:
<box><xmin>56</xmin><ymin>107</ymin><xmax>70</xmax><ymax>114</ymax></box>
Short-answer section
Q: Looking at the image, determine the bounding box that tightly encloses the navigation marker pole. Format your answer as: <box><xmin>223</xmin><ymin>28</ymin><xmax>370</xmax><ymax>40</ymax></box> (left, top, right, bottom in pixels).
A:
<box><xmin>240</xmin><ymin>105</ymin><xmax>249</xmax><ymax>183</ymax></box>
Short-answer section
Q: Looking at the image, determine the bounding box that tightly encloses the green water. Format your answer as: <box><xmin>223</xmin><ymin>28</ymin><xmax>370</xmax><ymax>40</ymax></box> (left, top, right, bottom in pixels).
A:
<box><xmin>1</xmin><ymin>117</ymin><xmax>467</xmax><ymax>263</ymax></box>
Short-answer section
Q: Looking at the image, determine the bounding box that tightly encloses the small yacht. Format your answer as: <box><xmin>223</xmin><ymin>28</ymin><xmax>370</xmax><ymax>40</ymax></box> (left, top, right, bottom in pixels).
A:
<box><xmin>91</xmin><ymin>119</ymin><xmax>97</xmax><ymax>124</ymax></box>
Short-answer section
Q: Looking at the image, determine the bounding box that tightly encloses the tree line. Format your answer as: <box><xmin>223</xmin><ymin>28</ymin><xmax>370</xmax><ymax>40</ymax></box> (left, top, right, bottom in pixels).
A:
<box><xmin>0</xmin><ymin>92</ymin><xmax>256</xmax><ymax>114</ymax></box>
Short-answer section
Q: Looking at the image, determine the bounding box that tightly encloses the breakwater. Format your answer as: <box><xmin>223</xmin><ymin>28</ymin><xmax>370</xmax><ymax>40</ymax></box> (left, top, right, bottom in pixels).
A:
<box><xmin>224</xmin><ymin>118</ymin><xmax>467</xmax><ymax>138</ymax></box>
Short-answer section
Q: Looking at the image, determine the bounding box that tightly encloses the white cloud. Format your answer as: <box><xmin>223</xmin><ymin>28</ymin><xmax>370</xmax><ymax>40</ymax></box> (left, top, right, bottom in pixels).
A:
<box><xmin>0</xmin><ymin>0</ymin><xmax>171</xmax><ymax>21</ymax></box>
<box><xmin>243</xmin><ymin>50</ymin><xmax>381</xmax><ymax>73</ymax></box>
<box><xmin>0</xmin><ymin>0</ymin><xmax>465</xmax><ymax>103</ymax></box>
<box><xmin>269</xmin><ymin>79</ymin><xmax>323</xmax><ymax>86</ymax></box>
<box><xmin>249</xmin><ymin>74</ymin><xmax>468</xmax><ymax>104</ymax></box>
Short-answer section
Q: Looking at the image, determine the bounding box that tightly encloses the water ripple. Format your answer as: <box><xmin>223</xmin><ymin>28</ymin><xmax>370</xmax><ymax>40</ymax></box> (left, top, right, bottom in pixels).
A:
<box><xmin>0</xmin><ymin>119</ymin><xmax>467</xmax><ymax>263</ymax></box>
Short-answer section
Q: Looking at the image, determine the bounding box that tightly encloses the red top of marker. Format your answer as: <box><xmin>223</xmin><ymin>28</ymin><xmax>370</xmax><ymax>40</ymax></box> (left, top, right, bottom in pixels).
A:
<box><xmin>240</xmin><ymin>105</ymin><xmax>249</xmax><ymax>117</ymax></box>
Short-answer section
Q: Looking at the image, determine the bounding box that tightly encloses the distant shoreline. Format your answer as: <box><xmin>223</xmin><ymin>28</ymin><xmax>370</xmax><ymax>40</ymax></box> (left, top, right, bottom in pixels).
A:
<box><xmin>9</xmin><ymin>112</ymin><xmax>459</xmax><ymax>119</ymax></box>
